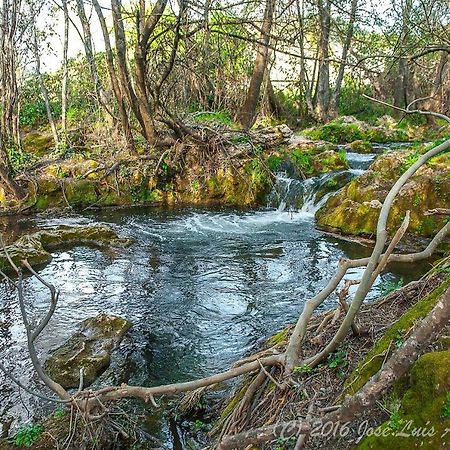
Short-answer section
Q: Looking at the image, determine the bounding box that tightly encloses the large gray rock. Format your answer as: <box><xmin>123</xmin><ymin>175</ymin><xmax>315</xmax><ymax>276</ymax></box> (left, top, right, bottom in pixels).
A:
<box><xmin>44</xmin><ymin>314</ymin><xmax>132</xmax><ymax>389</ymax></box>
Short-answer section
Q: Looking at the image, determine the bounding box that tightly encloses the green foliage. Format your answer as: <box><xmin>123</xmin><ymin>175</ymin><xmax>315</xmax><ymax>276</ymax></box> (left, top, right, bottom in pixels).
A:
<box><xmin>307</xmin><ymin>121</ymin><xmax>364</xmax><ymax>144</ymax></box>
<box><xmin>394</xmin><ymin>330</ymin><xmax>404</xmax><ymax>348</ymax></box>
<box><xmin>293</xmin><ymin>364</ymin><xmax>313</xmax><ymax>374</ymax></box>
<box><xmin>442</xmin><ymin>392</ymin><xmax>450</xmax><ymax>419</ymax></box>
<box><xmin>53</xmin><ymin>408</ymin><xmax>67</xmax><ymax>419</ymax></box>
<box><xmin>400</xmin><ymin>151</ymin><xmax>421</xmax><ymax>173</ymax></box>
<box><xmin>19</xmin><ymin>101</ymin><xmax>48</xmax><ymax>127</ymax></box>
<box><xmin>191</xmin><ymin>179</ymin><xmax>200</xmax><ymax>191</ymax></box>
<box><xmin>246</xmin><ymin>158</ymin><xmax>271</xmax><ymax>188</ymax></box>
<box><xmin>194</xmin><ymin>419</ymin><xmax>206</xmax><ymax>430</ymax></box>
<box><xmin>10</xmin><ymin>424</ymin><xmax>44</xmax><ymax>447</ymax></box>
<box><xmin>193</xmin><ymin>110</ymin><xmax>233</xmax><ymax>125</ymax></box>
<box><xmin>290</xmin><ymin>149</ymin><xmax>313</xmax><ymax>174</ymax></box>
<box><xmin>387</xmin><ymin>410</ymin><xmax>403</xmax><ymax>431</ymax></box>
<box><xmin>6</xmin><ymin>144</ymin><xmax>31</xmax><ymax>175</ymax></box>
<box><xmin>338</xmin><ymin>76</ymin><xmax>390</xmax><ymax>123</ymax></box>
<box><xmin>379</xmin><ymin>278</ymin><xmax>404</xmax><ymax>296</ymax></box>
<box><xmin>66</xmin><ymin>105</ymin><xmax>88</xmax><ymax>124</ymax></box>
<box><xmin>328</xmin><ymin>348</ymin><xmax>348</xmax><ymax>377</ymax></box>
<box><xmin>266</xmin><ymin>154</ymin><xmax>283</xmax><ymax>171</ymax></box>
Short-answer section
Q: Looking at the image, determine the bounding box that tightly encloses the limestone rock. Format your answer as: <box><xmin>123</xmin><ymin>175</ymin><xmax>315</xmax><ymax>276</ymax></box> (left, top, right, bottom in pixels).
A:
<box><xmin>44</xmin><ymin>314</ymin><xmax>132</xmax><ymax>389</ymax></box>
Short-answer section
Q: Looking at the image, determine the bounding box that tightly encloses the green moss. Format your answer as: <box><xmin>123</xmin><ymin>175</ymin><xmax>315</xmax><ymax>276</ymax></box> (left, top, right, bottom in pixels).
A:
<box><xmin>266</xmin><ymin>154</ymin><xmax>283</xmax><ymax>171</ymax></box>
<box><xmin>345</xmin><ymin>276</ymin><xmax>450</xmax><ymax>396</ymax></box>
<box><xmin>44</xmin><ymin>314</ymin><xmax>132</xmax><ymax>388</ymax></box>
<box><xmin>192</xmin><ymin>110</ymin><xmax>233</xmax><ymax>126</ymax></box>
<box><xmin>306</xmin><ymin>118</ymin><xmax>411</xmax><ymax>144</ymax></box>
<box><xmin>218</xmin><ymin>382</ymin><xmax>249</xmax><ymax>424</ymax></box>
<box><xmin>348</xmin><ymin>140</ymin><xmax>373</xmax><ymax>153</ymax></box>
<box><xmin>290</xmin><ymin>149</ymin><xmax>314</xmax><ymax>175</ymax></box>
<box><xmin>267</xmin><ymin>327</ymin><xmax>289</xmax><ymax>346</ymax></box>
<box><xmin>65</xmin><ymin>179</ymin><xmax>98</xmax><ymax>207</ymax></box>
<box><xmin>306</xmin><ymin>121</ymin><xmax>364</xmax><ymax>144</ymax></box>
<box><xmin>316</xmin><ymin>147</ymin><xmax>450</xmax><ymax>237</ymax></box>
<box><xmin>357</xmin><ymin>351</ymin><xmax>450</xmax><ymax>449</ymax></box>
<box><xmin>35</xmin><ymin>194</ymin><xmax>52</xmax><ymax>209</ymax></box>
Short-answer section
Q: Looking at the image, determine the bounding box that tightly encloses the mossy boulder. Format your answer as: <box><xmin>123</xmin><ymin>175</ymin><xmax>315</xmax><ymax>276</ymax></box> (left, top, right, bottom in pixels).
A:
<box><xmin>279</xmin><ymin>142</ymin><xmax>348</xmax><ymax>179</ymax></box>
<box><xmin>305</xmin><ymin>116</ymin><xmax>410</xmax><ymax>144</ymax></box>
<box><xmin>0</xmin><ymin>225</ymin><xmax>132</xmax><ymax>272</ymax></box>
<box><xmin>348</xmin><ymin>140</ymin><xmax>373</xmax><ymax>154</ymax></box>
<box><xmin>316</xmin><ymin>146</ymin><xmax>450</xmax><ymax>237</ymax></box>
<box><xmin>356</xmin><ymin>350</ymin><xmax>450</xmax><ymax>449</ymax></box>
<box><xmin>44</xmin><ymin>314</ymin><xmax>132</xmax><ymax>389</ymax></box>
<box><xmin>22</xmin><ymin>131</ymin><xmax>54</xmax><ymax>156</ymax></box>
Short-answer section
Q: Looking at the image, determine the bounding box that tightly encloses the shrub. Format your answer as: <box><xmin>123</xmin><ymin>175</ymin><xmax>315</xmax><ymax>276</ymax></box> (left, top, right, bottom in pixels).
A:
<box><xmin>10</xmin><ymin>424</ymin><xmax>44</xmax><ymax>447</ymax></box>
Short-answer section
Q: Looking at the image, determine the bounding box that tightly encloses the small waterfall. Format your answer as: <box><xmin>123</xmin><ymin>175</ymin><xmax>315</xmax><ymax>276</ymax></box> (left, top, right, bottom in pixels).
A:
<box><xmin>267</xmin><ymin>172</ymin><xmax>305</xmax><ymax>213</ymax></box>
<box><xmin>269</xmin><ymin>170</ymin><xmax>353</xmax><ymax>215</ymax></box>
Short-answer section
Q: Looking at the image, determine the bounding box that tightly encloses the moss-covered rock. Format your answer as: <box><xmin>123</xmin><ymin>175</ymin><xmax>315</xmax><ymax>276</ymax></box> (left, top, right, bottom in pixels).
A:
<box><xmin>305</xmin><ymin>116</ymin><xmax>411</xmax><ymax>144</ymax></box>
<box><xmin>316</xmin><ymin>146</ymin><xmax>450</xmax><ymax>237</ymax></box>
<box><xmin>277</xmin><ymin>141</ymin><xmax>348</xmax><ymax>178</ymax></box>
<box><xmin>0</xmin><ymin>225</ymin><xmax>132</xmax><ymax>272</ymax></box>
<box><xmin>1</xmin><ymin>125</ymin><xmax>352</xmax><ymax>212</ymax></box>
<box><xmin>22</xmin><ymin>131</ymin><xmax>54</xmax><ymax>156</ymax></box>
<box><xmin>44</xmin><ymin>314</ymin><xmax>132</xmax><ymax>389</ymax></box>
<box><xmin>348</xmin><ymin>140</ymin><xmax>373</xmax><ymax>154</ymax></box>
<box><xmin>356</xmin><ymin>350</ymin><xmax>450</xmax><ymax>450</ymax></box>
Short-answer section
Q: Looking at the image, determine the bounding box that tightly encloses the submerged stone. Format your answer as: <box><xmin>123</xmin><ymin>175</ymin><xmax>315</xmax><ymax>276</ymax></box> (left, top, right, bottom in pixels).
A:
<box><xmin>0</xmin><ymin>224</ymin><xmax>132</xmax><ymax>272</ymax></box>
<box><xmin>44</xmin><ymin>314</ymin><xmax>132</xmax><ymax>389</ymax></box>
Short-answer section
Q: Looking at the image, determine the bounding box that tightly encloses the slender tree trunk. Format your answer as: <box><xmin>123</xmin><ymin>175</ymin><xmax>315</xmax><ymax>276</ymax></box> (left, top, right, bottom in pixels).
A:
<box><xmin>60</xmin><ymin>0</ymin><xmax>69</xmax><ymax>143</ymax></box>
<box><xmin>425</xmin><ymin>51</ymin><xmax>448</xmax><ymax>120</ymax></box>
<box><xmin>92</xmin><ymin>0</ymin><xmax>135</xmax><ymax>151</ymax></box>
<box><xmin>328</xmin><ymin>0</ymin><xmax>358</xmax><ymax>116</ymax></box>
<box><xmin>266</xmin><ymin>78</ymin><xmax>284</xmax><ymax>118</ymax></box>
<box><xmin>393</xmin><ymin>0</ymin><xmax>412</xmax><ymax>109</ymax></box>
<box><xmin>296</xmin><ymin>0</ymin><xmax>314</xmax><ymax>119</ymax></box>
<box><xmin>238</xmin><ymin>0</ymin><xmax>275</xmax><ymax>130</ymax></box>
<box><xmin>314</xmin><ymin>0</ymin><xmax>331</xmax><ymax>121</ymax></box>
<box><xmin>110</xmin><ymin>0</ymin><xmax>166</xmax><ymax>145</ymax></box>
<box><xmin>75</xmin><ymin>0</ymin><xmax>113</xmax><ymax>125</ymax></box>
<box><xmin>0</xmin><ymin>0</ymin><xmax>26</xmax><ymax>199</ymax></box>
<box><xmin>32</xmin><ymin>24</ymin><xmax>59</xmax><ymax>147</ymax></box>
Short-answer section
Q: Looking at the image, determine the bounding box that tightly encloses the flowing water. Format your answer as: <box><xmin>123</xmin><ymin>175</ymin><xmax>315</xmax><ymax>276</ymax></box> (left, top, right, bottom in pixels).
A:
<box><xmin>0</xmin><ymin>144</ymin><xmax>426</xmax><ymax>444</ymax></box>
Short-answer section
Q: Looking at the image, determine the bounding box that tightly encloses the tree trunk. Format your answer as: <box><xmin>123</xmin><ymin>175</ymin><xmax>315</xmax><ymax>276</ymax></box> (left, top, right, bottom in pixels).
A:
<box><xmin>425</xmin><ymin>50</ymin><xmax>448</xmax><ymax>120</ymax></box>
<box><xmin>0</xmin><ymin>0</ymin><xmax>26</xmax><ymax>199</ymax></box>
<box><xmin>266</xmin><ymin>78</ymin><xmax>284</xmax><ymax>118</ymax></box>
<box><xmin>60</xmin><ymin>0</ymin><xmax>69</xmax><ymax>143</ymax></box>
<box><xmin>328</xmin><ymin>0</ymin><xmax>358</xmax><ymax>116</ymax></box>
<box><xmin>110</xmin><ymin>0</ymin><xmax>166</xmax><ymax>145</ymax></box>
<box><xmin>314</xmin><ymin>0</ymin><xmax>331</xmax><ymax>121</ymax></box>
<box><xmin>32</xmin><ymin>24</ymin><xmax>59</xmax><ymax>147</ymax></box>
<box><xmin>393</xmin><ymin>0</ymin><xmax>412</xmax><ymax>109</ymax></box>
<box><xmin>296</xmin><ymin>0</ymin><xmax>314</xmax><ymax>120</ymax></box>
<box><xmin>238</xmin><ymin>0</ymin><xmax>275</xmax><ymax>130</ymax></box>
<box><xmin>92</xmin><ymin>0</ymin><xmax>135</xmax><ymax>151</ymax></box>
<box><xmin>75</xmin><ymin>0</ymin><xmax>113</xmax><ymax>125</ymax></box>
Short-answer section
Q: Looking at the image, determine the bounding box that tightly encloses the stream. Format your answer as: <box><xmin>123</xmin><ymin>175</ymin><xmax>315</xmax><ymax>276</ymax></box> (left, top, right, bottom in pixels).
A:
<box><xmin>0</xmin><ymin>144</ymin><xmax>426</xmax><ymax>445</ymax></box>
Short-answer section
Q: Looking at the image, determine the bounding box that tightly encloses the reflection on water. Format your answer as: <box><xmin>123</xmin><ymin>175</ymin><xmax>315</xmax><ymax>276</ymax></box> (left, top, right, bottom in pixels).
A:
<box><xmin>0</xmin><ymin>206</ymin><xmax>432</xmax><ymax>438</ymax></box>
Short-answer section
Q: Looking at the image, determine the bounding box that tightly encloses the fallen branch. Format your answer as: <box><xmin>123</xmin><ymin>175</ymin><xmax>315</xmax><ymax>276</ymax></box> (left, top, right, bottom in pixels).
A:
<box><xmin>218</xmin><ymin>284</ymin><xmax>450</xmax><ymax>449</ymax></box>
